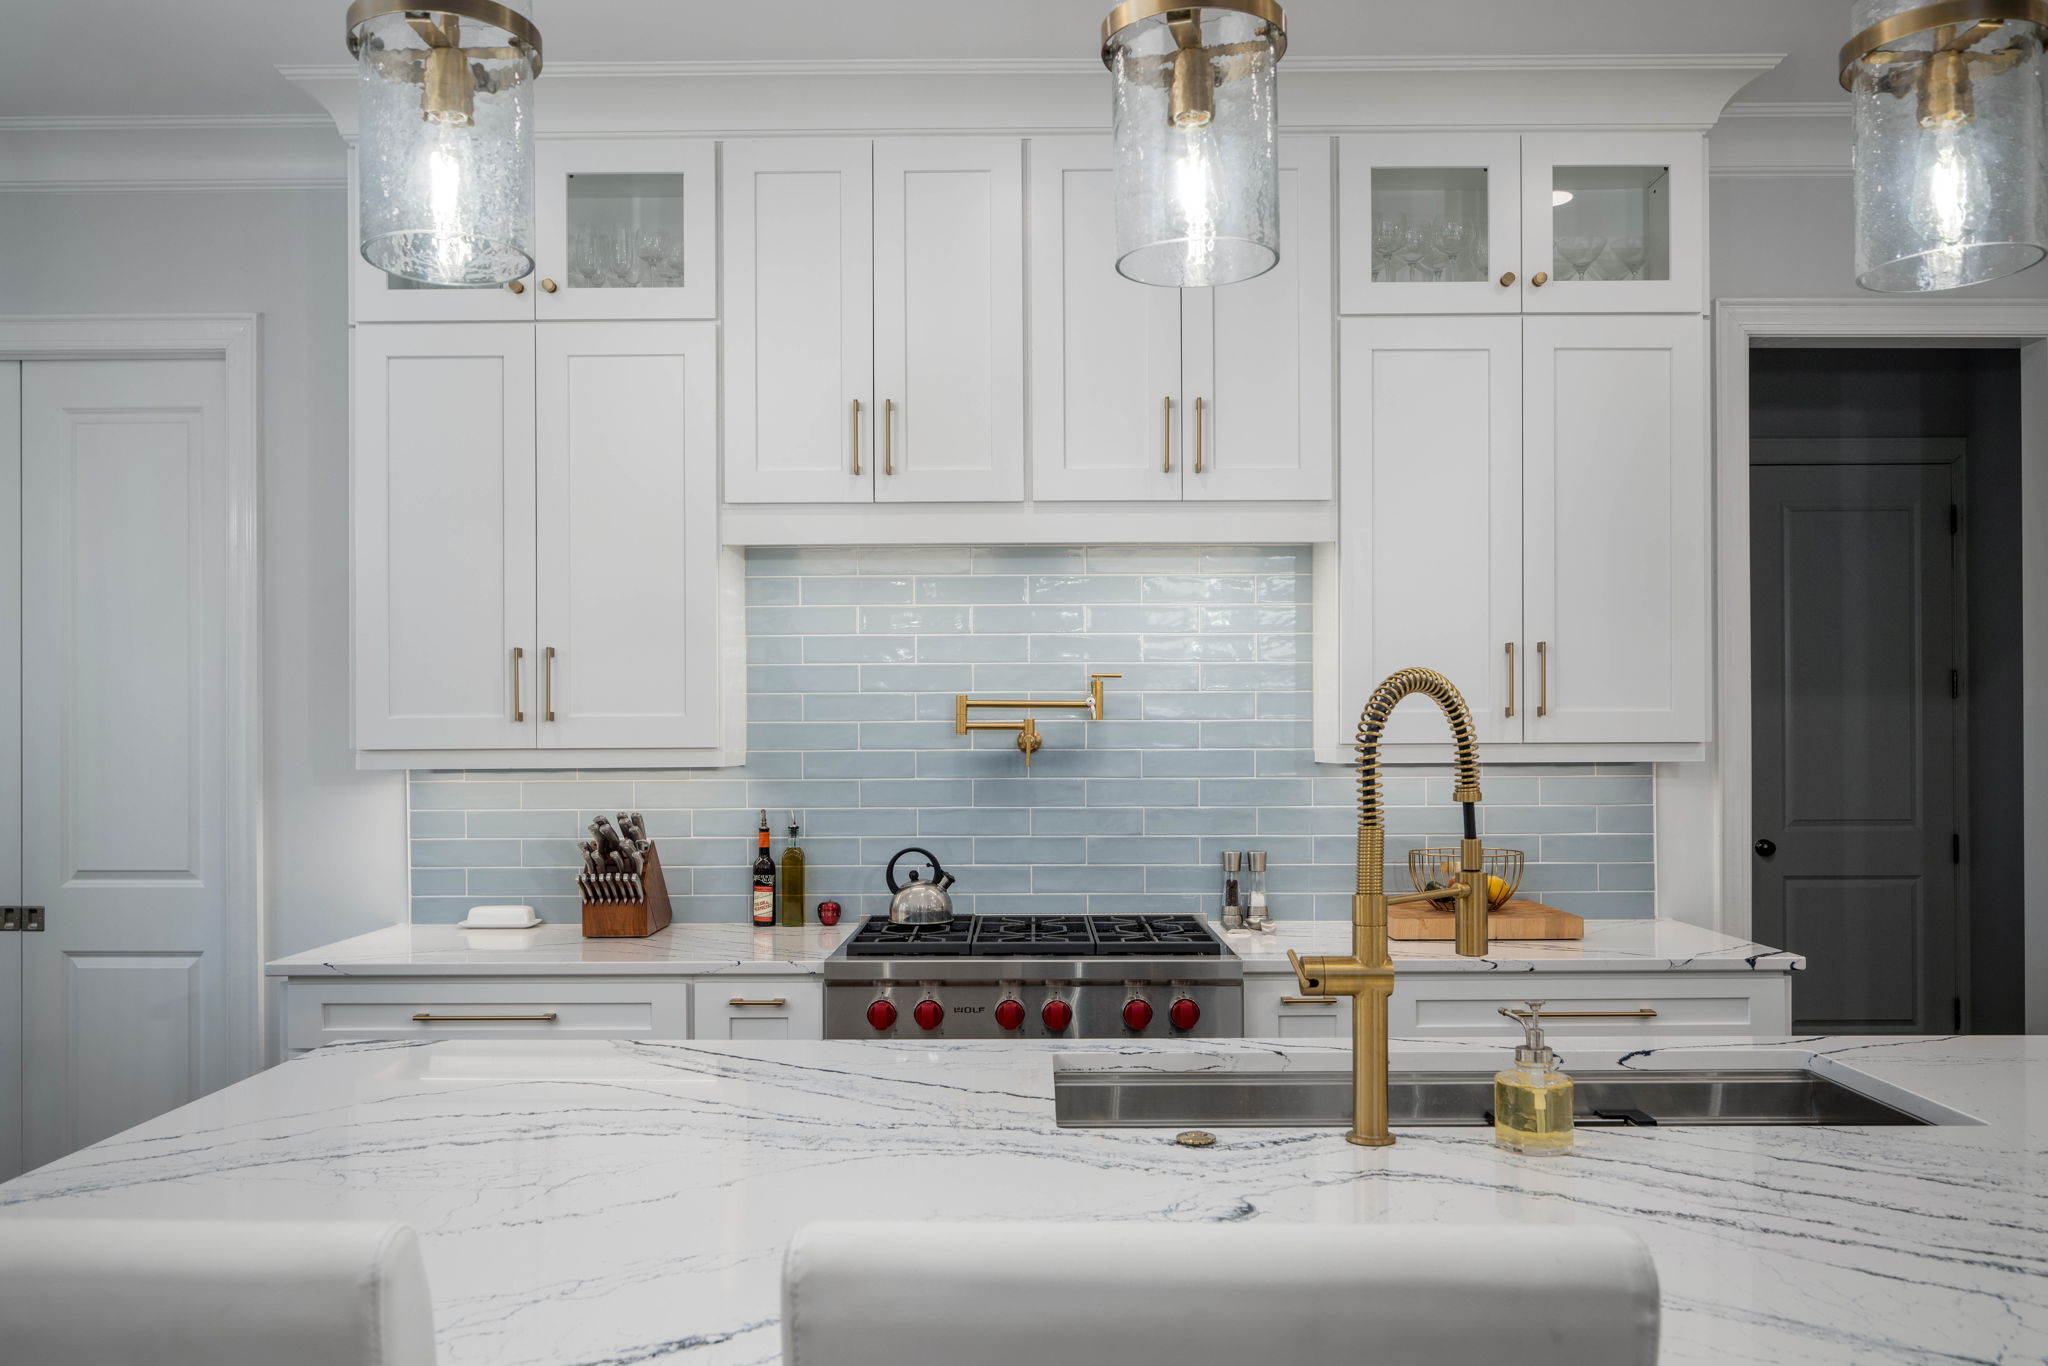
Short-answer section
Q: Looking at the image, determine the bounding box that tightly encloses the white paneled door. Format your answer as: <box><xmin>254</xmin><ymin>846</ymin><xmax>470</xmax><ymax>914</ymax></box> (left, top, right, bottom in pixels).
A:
<box><xmin>18</xmin><ymin>358</ymin><xmax>229</xmax><ymax>1171</ymax></box>
<box><xmin>872</xmin><ymin>138</ymin><xmax>1025</xmax><ymax>503</ymax></box>
<box><xmin>0</xmin><ymin>363</ymin><xmax>20</xmax><ymax>1179</ymax></box>
<box><xmin>536</xmin><ymin>323</ymin><xmax>720</xmax><ymax>749</ymax></box>
<box><xmin>353</xmin><ymin>324</ymin><xmax>537</xmax><ymax>750</ymax></box>
<box><xmin>1522</xmin><ymin>314</ymin><xmax>1707</xmax><ymax>743</ymax></box>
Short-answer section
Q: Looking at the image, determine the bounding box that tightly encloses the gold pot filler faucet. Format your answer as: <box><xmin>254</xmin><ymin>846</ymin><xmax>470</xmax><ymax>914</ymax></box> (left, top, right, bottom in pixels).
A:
<box><xmin>1287</xmin><ymin>667</ymin><xmax>1490</xmax><ymax>1147</ymax></box>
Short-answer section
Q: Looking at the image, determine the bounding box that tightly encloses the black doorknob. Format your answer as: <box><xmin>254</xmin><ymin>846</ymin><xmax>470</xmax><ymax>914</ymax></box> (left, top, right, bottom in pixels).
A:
<box><xmin>1754</xmin><ymin>838</ymin><xmax>1776</xmax><ymax>858</ymax></box>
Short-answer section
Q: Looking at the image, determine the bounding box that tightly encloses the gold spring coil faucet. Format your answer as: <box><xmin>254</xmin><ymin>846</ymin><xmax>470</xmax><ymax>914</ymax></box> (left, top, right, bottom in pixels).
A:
<box><xmin>1288</xmin><ymin>667</ymin><xmax>1489</xmax><ymax>1147</ymax></box>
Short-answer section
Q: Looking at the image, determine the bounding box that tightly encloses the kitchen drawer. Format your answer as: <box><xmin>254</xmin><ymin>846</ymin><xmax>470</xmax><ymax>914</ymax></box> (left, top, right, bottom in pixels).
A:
<box><xmin>1246</xmin><ymin>976</ymin><xmax>1353</xmax><ymax>1039</ymax></box>
<box><xmin>692</xmin><ymin>977</ymin><xmax>824</xmax><ymax>1040</ymax></box>
<box><xmin>284</xmin><ymin>978</ymin><xmax>692</xmax><ymax>1052</ymax></box>
<box><xmin>1386</xmin><ymin>973</ymin><xmax>1792</xmax><ymax>1039</ymax></box>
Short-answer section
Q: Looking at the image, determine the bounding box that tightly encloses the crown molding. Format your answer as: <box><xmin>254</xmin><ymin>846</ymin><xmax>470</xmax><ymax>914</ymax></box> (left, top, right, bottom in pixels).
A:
<box><xmin>0</xmin><ymin>121</ymin><xmax>345</xmax><ymax>194</ymax></box>
<box><xmin>1718</xmin><ymin>100</ymin><xmax>1851</xmax><ymax>119</ymax></box>
<box><xmin>0</xmin><ymin>114</ymin><xmax>333</xmax><ymax>131</ymax></box>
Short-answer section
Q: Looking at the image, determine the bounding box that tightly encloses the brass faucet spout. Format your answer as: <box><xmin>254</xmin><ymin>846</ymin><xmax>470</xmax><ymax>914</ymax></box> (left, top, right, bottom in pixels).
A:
<box><xmin>1289</xmin><ymin>667</ymin><xmax>1488</xmax><ymax>1147</ymax></box>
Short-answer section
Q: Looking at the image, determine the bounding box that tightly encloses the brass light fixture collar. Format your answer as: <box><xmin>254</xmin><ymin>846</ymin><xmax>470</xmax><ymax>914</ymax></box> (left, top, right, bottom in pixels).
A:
<box><xmin>346</xmin><ymin>0</ymin><xmax>544</xmax><ymax>75</ymax></box>
<box><xmin>1839</xmin><ymin>0</ymin><xmax>2047</xmax><ymax>88</ymax></box>
<box><xmin>1101</xmin><ymin>0</ymin><xmax>1287</xmax><ymax>67</ymax></box>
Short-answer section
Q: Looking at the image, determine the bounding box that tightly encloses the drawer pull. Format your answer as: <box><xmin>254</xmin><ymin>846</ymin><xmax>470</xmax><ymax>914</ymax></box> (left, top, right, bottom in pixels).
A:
<box><xmin>1500</xmin><ymin>1008</ymin><xmax>1658</xmax><ymax>1020</ymax></box>
<box><xmin>728</xmin><ymin>998</ymin><xmax>788</xmax><ymax>1007</ymax></box>
<box><xmin>1281</xmin><ymin>996</ymin><xmax>1339</xmax><ymax>1005</ymax></box>
<box><xmin>411</xmin><ymin>1013</ymin><xmax>559</xmax><ymax>1023</ymax></box>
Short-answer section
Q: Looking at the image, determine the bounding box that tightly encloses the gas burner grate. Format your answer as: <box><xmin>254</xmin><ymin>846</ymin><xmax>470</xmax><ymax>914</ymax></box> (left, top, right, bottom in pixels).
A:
<box><xmin>968</xmin><ymin>915</ymin><xmax>1098</xmax><ymax>956</ymax></box>
<box><xmin>840</xmin><ymin>917</ymin><xmax>974</xmax><ymax>958</ymax></box>
<box><xmin>1088</xmin><ymin>914</ymin><xmax>1226</xmax><ymax>956</ymax></box>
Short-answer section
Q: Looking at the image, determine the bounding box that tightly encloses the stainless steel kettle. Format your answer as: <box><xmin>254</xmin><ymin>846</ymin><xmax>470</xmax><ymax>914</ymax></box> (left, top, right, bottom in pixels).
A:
<box><xmin>885</xmin><ymin>847</ymin><xmax>956</xmax><ymax>924</ymax></box>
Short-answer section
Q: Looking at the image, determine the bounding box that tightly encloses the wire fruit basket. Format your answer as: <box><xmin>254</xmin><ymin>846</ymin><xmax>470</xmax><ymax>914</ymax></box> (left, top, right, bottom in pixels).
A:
<box><xmin>1406</xmin><ymin>847</ymin><xmax>1524</xmax><ymax>912</ymax></box>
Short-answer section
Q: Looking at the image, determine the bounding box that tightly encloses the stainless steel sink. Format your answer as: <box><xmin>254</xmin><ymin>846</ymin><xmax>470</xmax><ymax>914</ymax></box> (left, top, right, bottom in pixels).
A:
<box><xmin>1054</xmin><ymin>1069</ymin><xmax>1936</xmax><ymax>1128</ymax></box>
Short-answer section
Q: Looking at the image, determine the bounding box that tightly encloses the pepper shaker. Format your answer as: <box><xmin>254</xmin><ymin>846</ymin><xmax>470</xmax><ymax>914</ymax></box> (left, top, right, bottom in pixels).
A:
<box><xmin>1220</xmin><ymin>850</ymin><xmax>1244</xmax><ymax>931</ymax></box>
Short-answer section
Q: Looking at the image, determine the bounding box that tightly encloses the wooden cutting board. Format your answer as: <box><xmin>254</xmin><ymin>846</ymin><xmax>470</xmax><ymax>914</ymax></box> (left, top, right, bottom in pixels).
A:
<box><xmin>1389</xmin><ymin>899</ymin><xmax>1584</xmax><ymax>941</ymax></box>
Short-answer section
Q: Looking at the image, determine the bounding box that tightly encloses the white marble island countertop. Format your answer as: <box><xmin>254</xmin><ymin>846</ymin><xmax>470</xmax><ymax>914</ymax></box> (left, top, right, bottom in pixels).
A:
<box><xmin>1</xmin><ymin>1033</ymin><xmax>2035</xmax><ymax>1365</ymax></box>
<box><xmin>269</xmin><ymin>917</ymin><xmax>1801</xmax><ymax>978</ymax></box>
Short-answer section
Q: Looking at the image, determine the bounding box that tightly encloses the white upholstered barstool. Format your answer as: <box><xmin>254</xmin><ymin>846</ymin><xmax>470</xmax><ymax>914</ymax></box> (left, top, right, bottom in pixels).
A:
<box><xmin>0</xmin><ymin>1218</ymin><xmax>437</xmax><ymax>1366</ymax></box>
<box><xmin>784</xmin><ymin>1221</ymin><xmax>1659</xmax><ymax>1366</ymax></box>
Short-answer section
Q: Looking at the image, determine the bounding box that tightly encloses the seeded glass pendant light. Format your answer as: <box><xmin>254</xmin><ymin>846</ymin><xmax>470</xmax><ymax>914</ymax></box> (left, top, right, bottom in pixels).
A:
<box><xmin>346</xmin><ymin>0</ymin><xmax>543</xmax><ymax>287</ymax></box>
<box><xmin>1101</xmin><ymin>1</ymin><xmax>1287</xmax><ymax>287</ymax></box>
<box><xmin>1841</xmin><ymin>0</ymin><xmax>2048</xmax><ymax>291</ymax></box>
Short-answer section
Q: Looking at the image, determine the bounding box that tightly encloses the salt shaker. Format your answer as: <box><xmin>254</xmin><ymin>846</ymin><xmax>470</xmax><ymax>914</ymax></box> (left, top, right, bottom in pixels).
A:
<box><xmin>1219</xmin><ymin>850</ymin><xmax>1244</xmax><ymax>931</ymax></box>
<box><xmin>1244</xmin><ymin>850</ymin><xmax>1270</xmax><ymax>932</ymax></box>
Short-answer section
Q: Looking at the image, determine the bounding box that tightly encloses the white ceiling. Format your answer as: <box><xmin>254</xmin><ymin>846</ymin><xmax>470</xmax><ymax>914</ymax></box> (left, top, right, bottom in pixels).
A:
<box><xmin>0</xmin><ymin>0</ymin><xmax>1846</xmax><ymax>120</ymax></box>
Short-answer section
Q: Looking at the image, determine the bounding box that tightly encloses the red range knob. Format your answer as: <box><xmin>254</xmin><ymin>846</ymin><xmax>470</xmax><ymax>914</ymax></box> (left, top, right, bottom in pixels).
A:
<box><xmin>1123</xmin><ymin>998</ymin><xmax>1154</xmax><ymax>1031</ymax></box>
<box><xmin>1042</xmin><ymin>999</ymin><xmax>1074</xmax><ymax>1033</ymax></box>
<box><xmin>1169</xmin><ymin>998</ymin><xmax>1200</xmax><ymax>1031</ymax></box>
<box><xmin>913</xmin><ymin>999</ymin><xmax>945</xmax><ymax>1032</ymax></box>
<box><xmin>866</xmin><ymin>999</ymin><xmax>897</xmax><ymax>1031</ymax></box>
<box><xmin>994</xmin><ymin>999</ymin><xmax>1026</xmax><ymax>1031</ymax></box>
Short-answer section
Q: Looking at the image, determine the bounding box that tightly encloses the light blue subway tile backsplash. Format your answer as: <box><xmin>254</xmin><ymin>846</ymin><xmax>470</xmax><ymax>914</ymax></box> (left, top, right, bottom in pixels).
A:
<box><xmin>408</xmin><ymin>546</ymin><xmax>1659</xmax><ymax>925</ymax></box>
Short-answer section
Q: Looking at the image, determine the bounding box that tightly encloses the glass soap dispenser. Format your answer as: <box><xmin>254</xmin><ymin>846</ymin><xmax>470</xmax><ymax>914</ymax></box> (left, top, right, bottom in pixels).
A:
<box><xmin>1494</xmin><ymin>1001</ymin><xmax>1575</xmax><ymax>1156</ymax></box>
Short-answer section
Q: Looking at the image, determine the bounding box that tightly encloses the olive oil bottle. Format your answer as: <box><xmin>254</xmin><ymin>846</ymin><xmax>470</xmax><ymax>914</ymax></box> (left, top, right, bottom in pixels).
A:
<box><xmin>1494</xmin><ymin>1002</ymin><xmax>1575</xmax><ymax>1156</ymax></box>
<box><xmin>779</xmin><ymin>814</ymin><xmax>806</xmax><ymax>927</ymax></box>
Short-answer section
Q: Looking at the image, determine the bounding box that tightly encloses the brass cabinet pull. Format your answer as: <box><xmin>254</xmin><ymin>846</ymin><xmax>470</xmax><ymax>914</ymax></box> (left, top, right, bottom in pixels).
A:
<box><xmin>1536</xmin><ymin>640</ymin><xmax>1549</xmax><ymax>717</ymax></box>
<box><xmin>728</xmin><ymin>998</ymin><xmax>788</xmax><ymax>1007</ymax></box>
<box><xmin>1506</xmin><ymin>1008</ymin><xmax>1658</xmax><ymax>1020</ymax></box>
<box><xmin>1194</xmin><ymin>396</ymin><xmax>1206</xmax><ymax>473</ymax></box>
<box><xmin>540</xmin><ymin>278</ymin><xmax>558</xmax><ymax>293</ymax></box>
<box><xmin>511</xmin><ymin>646</ymin><xmax>525</xmax><ymax>722</ymax></box>
<box><xmin>412</xmin><ymin>1013</ymin><xmax>559</xmax><ymax>1022</ymax></box>
<box><xmin>506</xmin><ymin>279</ymin><xmax>526</xmax><ymax>294</ymax></box>
<box><xmin>1504</xmin><ymin>642</ymin><xmax>1516</xmax><ymax>719</ymax></box>
<box><xmin>543</xmin><ymin>646</ymin><xmax>557</xmax><ymax>722</ymax></box>
<box><xmin>1531</xmin><ymin>271</ymin><xmax>1549</xmax><ymax>287</ymax></box>
<box><xmin>851</xmin><ymin>399</ymin><xmax>862</xmax><ymax>475</ymax></box>
<box><xmin>1162</xmin><ymin>395</ymin><xmax>1173</xmax><ymax>473</ymax></box>
<box><xmin>1498</xmin><ymin>271</ymin><xmax>1516</xmax><ymax>287</ymax></box>
<box><xmin>884</xmin><ymin>398</ymin><xmax>895</xmax><ymax>475</ymax></box>
<box><xmin>1281</xmin><ymin>996</ymin><xmax>1339</xmax><ymax>1005</ymax></box>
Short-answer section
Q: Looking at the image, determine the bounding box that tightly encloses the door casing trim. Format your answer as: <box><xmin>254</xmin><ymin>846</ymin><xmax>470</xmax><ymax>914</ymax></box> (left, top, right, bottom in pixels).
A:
<box><xmin>0</xmin><ymin>315</ymin><xmax>263</xmax><ymax>1077</ymax></box>
<box><xmin>1702</xmin><ymin>298</ymin><xmax>2048</xmax><ymax>1034</ymax></box>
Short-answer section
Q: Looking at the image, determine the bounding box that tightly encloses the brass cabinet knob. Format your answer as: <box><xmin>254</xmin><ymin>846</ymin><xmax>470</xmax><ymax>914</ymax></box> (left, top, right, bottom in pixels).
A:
<box><xmin>540</xmin><ymin>278</ymin><xmax>558</xmax><ymax>293</ymax></box>
<box><xmin>506</xmin><ymin>279</ymin><xmax>526</xmax><ymax>294</ymax></box>
<box><xmin>1498</xmin><ymin>271</ymin><xmax>1516</xmax><ymax>287</ymax></box>
<box><xmin>1531</xmin><ymin>271</ymin><xmax>1549</xmax><ymax>287</ymax></box>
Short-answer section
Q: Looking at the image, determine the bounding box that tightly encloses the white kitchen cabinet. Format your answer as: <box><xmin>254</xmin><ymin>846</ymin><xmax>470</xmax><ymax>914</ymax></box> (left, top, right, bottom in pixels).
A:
<box><xmin>1327</xmin><ymin>312</ymin><xmax>1707</xmax><ymax>756</ymax></box>
<box><xmin>692</xmin><ymin>978</ymin><xmax>824</xmax><ymax>1040</ymax></box>
<box><xmin>536</xmin><ymin>322</ymin><xmax>721</xmax><ymax>749</ymax></box>
<box><xmin>721</xmin><ymin>138</ymin><xmax>873</xmax><ymax>504</ymax></box>
<box><xmin>1338</xmin><ymin>131</ymin><xmax>1704</xmax><ymax>316</ymax></box>
<box><xmin>353</xmin><ymin>321</ymin><xmax>735</xmax><ymax>763</ymax></box>
<box><xmin>723</xmin><ymin>137</ymin><xmax>1025</xmax><ymax>505</ymax></box>
<box><xmin>532</xmin><ymin>138</ymin><xmax>718</xmax><ymax>321</ymax></box>
<box><xmin>1245</xmin><ymin>972</ymin><xmax>1792</xmax><ymax>1039</ymax></box>
<box><xmin>353</xmin><ymin>323</ymin><xmax>537</xmax><ymax>751</ymax></box>
<box><xmin>1522</xmin><ymin>314</ymin><xmax>1707</xmax><ymax>743</ymax></box>
<box><xmin>1029</xmin><ymin>136</ymin><xmax>1332</xmax><ymax>503</ymax></box>
<box><xmin>283</xmin><ymin>978</ymin><xmax>694</xmax><ymax>1053</ymax></box>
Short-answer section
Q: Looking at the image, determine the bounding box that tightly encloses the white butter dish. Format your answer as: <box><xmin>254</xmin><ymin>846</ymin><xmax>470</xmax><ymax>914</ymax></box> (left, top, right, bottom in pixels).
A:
<box><xmin>457</xmin><ymin>904</ymin><xmax>542</xmax><ymax>929</ymax></box>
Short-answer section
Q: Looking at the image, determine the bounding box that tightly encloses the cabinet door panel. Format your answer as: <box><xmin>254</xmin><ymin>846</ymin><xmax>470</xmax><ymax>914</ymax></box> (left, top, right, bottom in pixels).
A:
<box><xmin>1338</xmin><ymin>317</ymin><xmax>1522</xmax><ymax>746</ymax></box>
<box><xmin>1337</xmin><ymin>133</ymin><xmax>1522</xmax><ymax>316</ymax></box>
<box><xmin>1027</xmin><ymin>137</ymin><xmax>1182</xmax><ymax>502</ymax></box>
<box><xmin>0</xmin><ymin>363</ymin><xmax>17</xmax><ymax>1179</ymax></box>
<box><xmin>1184</xmin><ymin>136</ymin><xmax>1334</xmax><ymax>502</ymax></box>
<box><xmin>534</xmin><ymin>138</ymin><xmax>717</xmax><ymax>321</ymax></box>
<box><xmin>1523</xmin><ymin>314</ymin><xmax>1707</xmax><ymax>742</ymax></box>
<box><xmin>1520</xmin><ymin>133</ymin><xmax>1705</xmax><ymax>314</ymax></box>
<box><xmin>353</xmin><ymin>324</ymin><xmax>536</xmax><ymax>750</ymax></box>
<box><xmin>536</xmin><ymin>323</ymin><xmax>720</xmax><ymax>749</ymax></box>
<box><xmin>722</xmin><ymin>139</ymin><xmax>873</xmax><ymax>504</ymax></box>
<box><xmin>874</xmin><ymin>138</ymin><xmax>1025</xmax><ymax>503</ymax></box>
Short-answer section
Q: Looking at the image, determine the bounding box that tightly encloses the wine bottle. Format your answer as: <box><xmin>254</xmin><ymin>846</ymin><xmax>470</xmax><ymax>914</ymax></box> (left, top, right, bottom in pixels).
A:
<box><xmin>779</xmin><ymin>813</ymin><xmax>806</xmax><ymax>927</ymax></box>
<box><xmin>751</xmin><ymin>809</ymin><xmax>776</xmax><ymax>926</ymax></box>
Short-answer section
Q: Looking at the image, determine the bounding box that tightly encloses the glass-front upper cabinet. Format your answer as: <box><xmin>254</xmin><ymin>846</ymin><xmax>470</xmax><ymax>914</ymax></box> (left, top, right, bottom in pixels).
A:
<box><xmin>1338</xmin><ymin>134</ymin><xmax>1521</xmax><ymax>315</ymax></box>
<box><xmin>533</xmin><ymin>138</ymin><xmax>717</xmax><ymax>320</ymax></box>
<box><xmin>1518</xmin><ymin>132</ymin><xmax>1703</xmax><ymax>314</ymax></box>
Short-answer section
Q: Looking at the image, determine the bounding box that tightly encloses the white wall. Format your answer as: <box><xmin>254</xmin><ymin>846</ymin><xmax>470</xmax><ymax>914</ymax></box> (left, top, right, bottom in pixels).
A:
<box><xmin>0</xmin><ymin>189</ymin><xmax>409</xmax><ymax>1015</ymax></box>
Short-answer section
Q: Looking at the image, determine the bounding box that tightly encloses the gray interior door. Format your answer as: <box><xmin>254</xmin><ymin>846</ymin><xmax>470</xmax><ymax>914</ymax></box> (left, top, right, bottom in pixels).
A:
<box><xmin>1752</xmin><ymin>461</ymin><xmax>1959</xmax><ymax>1033</ymax></box>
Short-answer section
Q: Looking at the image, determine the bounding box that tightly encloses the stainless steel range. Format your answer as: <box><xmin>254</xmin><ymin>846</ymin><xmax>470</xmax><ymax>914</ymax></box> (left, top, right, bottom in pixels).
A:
<box><xmin>822</xmin><ymin>913</ymin><xmax>1243</xmax><ymax>1040</ymax></box>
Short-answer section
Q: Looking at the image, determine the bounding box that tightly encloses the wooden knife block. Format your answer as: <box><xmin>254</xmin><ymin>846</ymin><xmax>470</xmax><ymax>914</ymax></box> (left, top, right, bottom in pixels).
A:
<box><xmin>1389</xmin><ymin>899</ymin><xmax>1584</xmax><ymax>941</ymax></box>
<box><xmin>581</xmin><ymin>842</ymin><xmax>675</xmax><ymax>939</ymax></box>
